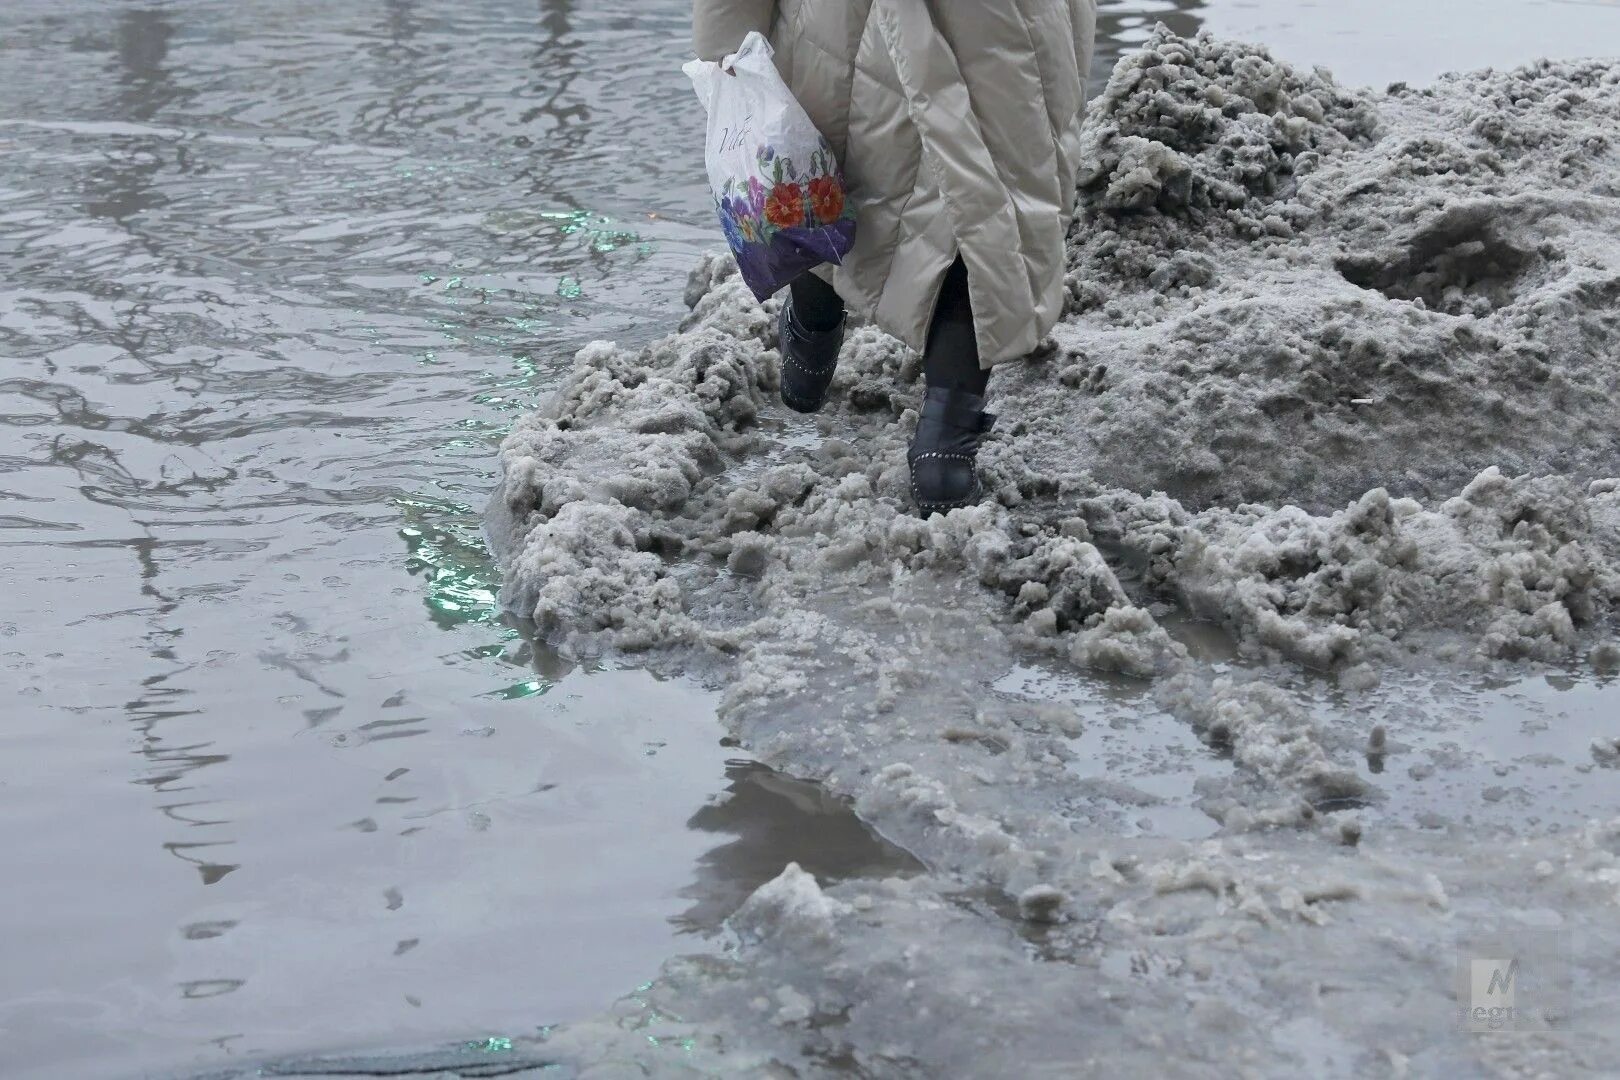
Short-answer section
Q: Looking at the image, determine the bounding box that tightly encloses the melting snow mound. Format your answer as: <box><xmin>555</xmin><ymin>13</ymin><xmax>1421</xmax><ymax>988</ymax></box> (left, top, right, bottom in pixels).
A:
<box><xmin>487</xmin><ymin>29</ymin><xmax>1620</xmax><ymax>1080</ymax></box>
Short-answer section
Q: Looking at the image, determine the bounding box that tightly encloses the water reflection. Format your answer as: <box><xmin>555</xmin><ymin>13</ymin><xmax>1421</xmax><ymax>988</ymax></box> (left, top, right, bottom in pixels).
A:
<box><xmin>85</xmin><ymin>10</ymin><xmax>180</xmax><ymax>236</ymax></box>
<box><xmin>397</xmin><ymin>493</ymin><xmax>504</xmax><ymax>630</ymax></box>
<box><xmin>117</xmin><ymin>492</ymin><xmax>240</xmax><ymax>886</ymax></box>
<box><xmin>526</xmin><ymin>0</ymin><xmax>587</xmax><ymax>136</ymax></box>
<box><xmin>114</xmin><ymin>8</ymin><xmax>188</xmax><ymax>120</ymax></box>
<box><xmin>673</xmin><ymin>760</ymin><xmax>925</xmax><ymax>934</ymax></box>
<box><xmin>518</xmin><ymin>0</ymin><xmax>590</xmax><ymax>217</ymax></box>
<box><xmin>1093</xmin><ymin>0</ymin><xmax>1207</xmax><ymax>89</ymax></box>
<box><xmin>383</xmin><ymin>0</ymin><xmax>422</xmax><ymax>46</ymax></box>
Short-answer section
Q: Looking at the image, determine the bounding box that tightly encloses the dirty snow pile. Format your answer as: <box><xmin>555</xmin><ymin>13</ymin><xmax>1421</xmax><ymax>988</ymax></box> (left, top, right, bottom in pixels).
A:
<box><xmin>1063</xmin><ymin>32</ymin><xmax>1620</xmax><ymax>510</ymax></box>
<box><xmin>486</xmin><ymin>29</ymin><xmax>1620</xmax><ymax>1079</ymax></box>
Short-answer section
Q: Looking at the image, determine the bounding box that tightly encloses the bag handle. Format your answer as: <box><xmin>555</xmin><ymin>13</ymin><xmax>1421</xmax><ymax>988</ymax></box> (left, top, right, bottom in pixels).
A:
<box><xmin>684</xmin><ymin>30</ymin><xmax>774</xmax><ymax>109</ymax></box>
<box><xmin>682</xmin><ymin>56</ymin><xmax>721</xmax><ymax>110</ymax></box>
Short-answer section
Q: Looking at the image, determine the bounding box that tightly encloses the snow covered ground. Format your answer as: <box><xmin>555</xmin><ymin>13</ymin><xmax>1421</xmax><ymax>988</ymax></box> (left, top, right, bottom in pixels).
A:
<box><xmin>484</xmin><ymin>30</ymin><xmax>1620</xmax><ymax>1078</ymax></box>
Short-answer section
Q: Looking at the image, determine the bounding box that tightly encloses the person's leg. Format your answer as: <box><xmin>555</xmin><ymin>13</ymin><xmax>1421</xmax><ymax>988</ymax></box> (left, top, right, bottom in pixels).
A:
<box><xmin>921</xmin><ymin>257</ymin><xmax>989</xmax><ymax>395</ymax></box>
<box><xmin>788</xmin><ymin>271</ymin><xmax>845</xmax><ymax>332</ymax></box>
<box><xmin>778</xmin><ymin>271</ymin><xmax>847</xmax><ymax>413</ymax></box>
<box><xmin>909</xmin><ymin>256</ymin><xmax>994</xmax><ymax>514</ymax></box>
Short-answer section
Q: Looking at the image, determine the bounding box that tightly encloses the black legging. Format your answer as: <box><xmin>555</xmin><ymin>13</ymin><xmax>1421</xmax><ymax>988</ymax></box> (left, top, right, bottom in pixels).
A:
<box><xmin>790</xmin><ymin>256</ymin><xmax>988</xmax><ymax>395</ymax></box>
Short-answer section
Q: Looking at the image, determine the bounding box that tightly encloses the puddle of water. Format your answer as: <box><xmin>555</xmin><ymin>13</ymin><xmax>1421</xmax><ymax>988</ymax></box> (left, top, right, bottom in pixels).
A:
<box><xmin>996</xmin><ymin>623</ymin><xmax>1620</xmax><ymax>843</ymax></box>
<box><xmin>674</xmin><ymin>760</ymin><xmax>926</xmax><ymax>935</ymax></box>
<box><xmin>6</xmin><ymin>648</ymin><xmax>715</xmax><ymax>1076</ymax></box>
<box><xmin>5</xmin><ymin>639</ymin><xmax>915</xmax><ymax>1079</ymax></box>
<box><xmin>993</xmin><ymin>662</ymin><xmax>1226</xmax><ymax>840</ymax></box>
<box><xmin>1313</xmin><ymin>668</ymin><xmax>1620</xmax><ymax>836</ymax></box>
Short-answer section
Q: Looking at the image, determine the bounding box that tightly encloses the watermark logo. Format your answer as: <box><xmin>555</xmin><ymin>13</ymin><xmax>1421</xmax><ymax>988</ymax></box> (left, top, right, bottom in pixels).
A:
<box><xmin>1455</xmin><ymin>933</ymin><xmax>1572</xmax><ymax>1033</ymax></box>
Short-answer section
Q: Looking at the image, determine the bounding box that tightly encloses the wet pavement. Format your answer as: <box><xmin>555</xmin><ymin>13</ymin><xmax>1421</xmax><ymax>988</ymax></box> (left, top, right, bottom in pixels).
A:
<box><xmin>2</xmin><ymin>1</ymin><xmax>1614</xmax><ymax>1077</ymax></box>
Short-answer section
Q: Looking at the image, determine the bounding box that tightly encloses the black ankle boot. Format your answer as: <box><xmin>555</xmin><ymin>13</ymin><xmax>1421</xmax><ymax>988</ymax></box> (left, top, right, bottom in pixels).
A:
<box><xmin>778</xmin><ymin>294</ymin><xmax>844</xmax><ymax>414</ymax></box>
<box><xmin>908</xmin><ymin>385</ymin><xmax>995</xmax><ymax>515</ymax></box>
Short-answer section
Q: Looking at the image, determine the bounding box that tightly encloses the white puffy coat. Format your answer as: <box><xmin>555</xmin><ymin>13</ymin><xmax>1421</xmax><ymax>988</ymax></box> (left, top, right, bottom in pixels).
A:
<box><xmin>694</xmin><ymin>0</ymin><xmax>1097</xmax><ymax>365</ymax></box>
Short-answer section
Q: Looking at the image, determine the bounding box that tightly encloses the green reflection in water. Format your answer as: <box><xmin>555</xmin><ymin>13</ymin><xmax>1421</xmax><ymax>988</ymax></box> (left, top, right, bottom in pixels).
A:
<box><xmin>394</xmin><ymin>492</ymin><xmax>557</xmax><ymax>698</ymax></box>
<box><xmin>552</xmin><ymin>208</ymin><xmax>641</xmax><ymax>253</ymax></box>
<box><xmin>391</xmin><ymin>252</ymin><xmax>588</xmax><ymax>700</ymax></box>
<box><xmin>395</xmin><ymin>493</ymin><xmax>501</xmax><ymax>630</ymax></box>
<box><xmin>484</xmin><ymin>207</ymin><xmax>643</xmax><ymax>255</ymax></box>
<box><xmin>471</xmin><ymin>392</ymin><xmax>546</xmax><ymax>413</ymax></box>
<box><xmin>482</xmin><ymin>678</ymin><xmax>549</xmax><ymax>701</ymax></box>
<box><xmin>438</xmin><ymin>437</ymin><xmax>496</xmax><ymax>454</ymax></box>
<box><xmin>505</xmin><ymin>353</ymin><xmax>546</xmax><ymax>384</ymax></box>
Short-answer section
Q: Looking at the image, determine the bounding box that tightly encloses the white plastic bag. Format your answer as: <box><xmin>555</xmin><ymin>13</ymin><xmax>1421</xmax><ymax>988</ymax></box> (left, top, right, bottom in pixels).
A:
<box><xmin>683</xmin><ymin>32</ymin><xmax>855</xmax><ymax>302</ymax></box>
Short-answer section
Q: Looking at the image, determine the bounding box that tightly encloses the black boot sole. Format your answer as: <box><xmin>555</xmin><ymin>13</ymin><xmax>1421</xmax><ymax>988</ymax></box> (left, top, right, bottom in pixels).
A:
<box><xmin>780</xmin><ymin>384</ymin><xmax>829</xmax><ymax>414</ymax></box>
<box><xmin>779</xmin><ymin>354</ymin><xmax>838</xmax><ymax>413</ymax></box>
<box><xmin>912</xmin><ymin>490</ymin><xmax>981</xmax><ymax>516</ymax></box>
<box><xmin>910</xmin><ymin>466</ymin><xmax>983</xmax><ymax>516</ymax></box>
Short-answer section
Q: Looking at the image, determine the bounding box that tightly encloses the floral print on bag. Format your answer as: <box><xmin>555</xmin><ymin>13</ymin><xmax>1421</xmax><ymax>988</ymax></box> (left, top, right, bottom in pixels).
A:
<box><xmin>714</xmin><ymin>140</ymin><xmax>857</xmax><ymax>301</ymax></box>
